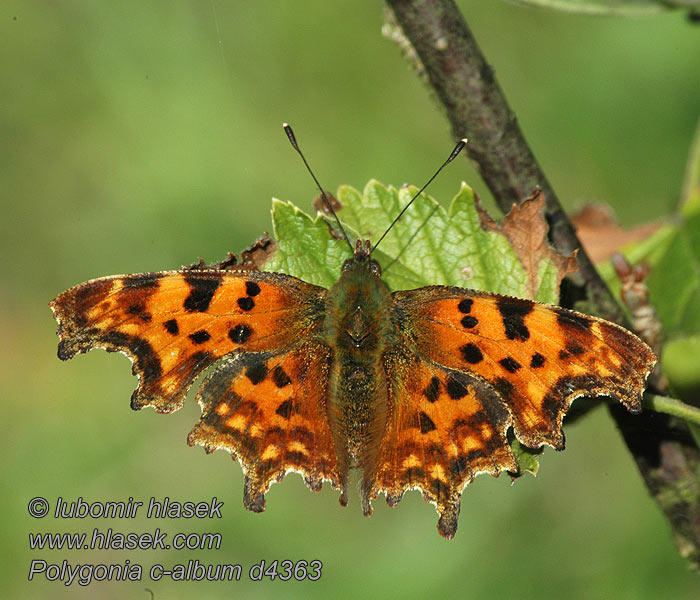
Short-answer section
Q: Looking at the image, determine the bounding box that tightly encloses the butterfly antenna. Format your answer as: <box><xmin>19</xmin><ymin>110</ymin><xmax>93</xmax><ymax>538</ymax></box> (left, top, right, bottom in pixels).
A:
<box><xmin>371</xmin><ymin>138</ymin><xmax>467</xmax><ymax>254</ymax></box>
<box><xmin>283</xmin><ymin>123</ymin><xmax>354</xmax><ymax>251</ymax></box>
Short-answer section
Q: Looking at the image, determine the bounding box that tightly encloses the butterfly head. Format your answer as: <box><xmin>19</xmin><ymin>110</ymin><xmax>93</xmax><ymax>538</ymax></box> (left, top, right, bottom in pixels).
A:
<box><xmin>341</xmin><ymin>239</ymin><xmax>382</xmax><ymax>277</ymax></box>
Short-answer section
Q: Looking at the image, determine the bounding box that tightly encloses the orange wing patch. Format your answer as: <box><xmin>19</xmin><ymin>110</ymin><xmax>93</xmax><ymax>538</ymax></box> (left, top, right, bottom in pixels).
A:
<box><xmin>394</xmin><ymin>288</ymin><xmax>656</xmax><ymax>450</ymax></box>
<box><xmin>368</xmin><ymin>353</ymin><xmax>517</xmax><ymax>539</ymax></box>
<box><xmin>187</xmin><ymin>342</ymin><xmax>341</xmax><ymax>508</ymax></box>
<box><xmin>50</xmin><ymin>270</ymin><xmax>326</xmax><ymax>413</ymax></box>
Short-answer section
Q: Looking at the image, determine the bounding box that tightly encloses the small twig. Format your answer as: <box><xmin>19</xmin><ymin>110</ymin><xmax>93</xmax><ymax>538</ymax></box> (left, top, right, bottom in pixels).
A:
<box><xmin>644</xmin><ymin>393</ymin><xmax>700</xmax><ymax>428</ymax></box>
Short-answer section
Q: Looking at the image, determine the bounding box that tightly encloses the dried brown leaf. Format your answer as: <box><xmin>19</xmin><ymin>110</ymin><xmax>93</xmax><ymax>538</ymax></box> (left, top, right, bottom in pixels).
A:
<box><xmin>571</xmin><ymin>204</ymin><xmax>663</xmax><ymax>263</ymax></box>
<box><xmin>478</xmin><ymin>188</ymin><xmax>578</xmax><ymax>300</ymax></box>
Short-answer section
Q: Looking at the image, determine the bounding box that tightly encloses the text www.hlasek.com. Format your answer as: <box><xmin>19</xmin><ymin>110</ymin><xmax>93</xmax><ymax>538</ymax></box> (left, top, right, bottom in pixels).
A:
<box><xmin>29</xmin><ymin>528</ymin><xmax>221</xmax><ymax>551</ymax></box>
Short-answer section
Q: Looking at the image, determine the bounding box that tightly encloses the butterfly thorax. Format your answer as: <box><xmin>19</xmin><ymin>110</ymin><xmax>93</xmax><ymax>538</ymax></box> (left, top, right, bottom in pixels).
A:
<box><xmin>324</xmin><ymin>242</ymin><xmax>395</xmax><ymax>480</ymax></box>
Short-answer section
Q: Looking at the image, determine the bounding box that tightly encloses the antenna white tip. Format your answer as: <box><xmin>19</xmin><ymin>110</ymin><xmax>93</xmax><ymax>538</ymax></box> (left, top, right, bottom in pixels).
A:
<box><xmin>282</xmin><ymin>122</ymin><xmax>289</xmax><ymax>128</ymax></box>
<box><xmin>461</xmin><ymin>138</ymin><xmax>468</xmax><ymax>144</ymax></box>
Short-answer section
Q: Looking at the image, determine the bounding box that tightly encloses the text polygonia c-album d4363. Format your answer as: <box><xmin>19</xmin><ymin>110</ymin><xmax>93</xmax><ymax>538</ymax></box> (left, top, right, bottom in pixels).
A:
<box><xmin>50</xmin><ymin>213</ymin><xmax>656</xmax><ymax>539</ymax></box>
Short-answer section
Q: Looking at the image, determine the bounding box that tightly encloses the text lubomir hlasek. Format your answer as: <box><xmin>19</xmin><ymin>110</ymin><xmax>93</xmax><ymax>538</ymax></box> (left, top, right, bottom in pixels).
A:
<box><xmin>53</xmin><ymin>497</ymin><xmax>223</xmax><ymax>519</ymax></box>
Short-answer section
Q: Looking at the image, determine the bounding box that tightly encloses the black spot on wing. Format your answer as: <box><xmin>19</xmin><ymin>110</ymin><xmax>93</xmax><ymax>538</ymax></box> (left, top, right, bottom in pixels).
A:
<box><xmin>164</xmin><ymin>319</ymin><xmax>179</xmax><ymax>335</ymax></box>
<box><xmin>424</xmin><ymin>377</ymin><xmax>440</xmax><ymax>403</ymax></box>
<box><xmin>560</xmin><ymin>343</ymin><xmax>586</xmax><ymax>360</ymax></box>
<box><xmin>124</xmin><ymin>302</ymin><xmax>153</xmax><ymax>323</ymax></box>
<box><xmin>446</xmin><ymin>376</ymin><xmax>469</xmax><ymax>399</ymax></box>
<box><xmin>189</xmin><ymin>330</ymin><xmax>211</xmax><ymax>344</ymax></box>
<box><xmin>229</xmin><ymin>324</ymin><xmax>252</xmax><ymax>344</ymax></box>
<box><xmin>461</xmin><ymin>343</ymin><xmax>483</xmax><ymax>364</ymax></box>
<box><xmin>499</xmin><ymin>357</ymin><xmax>521</xmax><ymax>373</ymax></box>
<box><xmin>275</xmin><ymin>399</ymin><xmax>294</xmax><ymax>419</ymax></box>
<box><xmin>245</xmin><ymin>281</ymin><xmax>261</xmax><ymax>297</ymax></box>
<box><xmin>272</xmin><ymin>366</ymin><xmax>291</xmax><ymax>388</ymax></box>
<box><xmin>497</xmin><ymin>298</ymin><xmax>533</xmax><ymax>341</ymax></box>
<box><xmin>126</xmin><ymin>303</ymin><xmax>142</xmax><ymax>314</ymax></box>
<box><xmin>530</xmin><ymin>352</ymin><xmax>545</xmax><ymax>368</ymax></box>
<box><xmin>184</xmin><ymin>275</ymin><xmax>221</xmax><ymax>312</ymax></box>
<box><xmin>461</xmin><ymin>316</ymin><xmax>478</xmax><ymax>328</ymax></box>
<box><xmin>238</xmin><ymin>297</ymin><xmax>255</xmax><ymax>311</ymax></box>
<box><xmin>419</xmin><ymin>412</ymin><xmax>437</xmax><ymax>434</ymax></box>
<box><xmin>458</xmin><ymin>299</ymin><xmax>473</xmax><ymax>313</ymax></box>
<box><xmin>246</xmin><ymin>362</ymin><xmax>268</xmax><ymax>385</ymax></box>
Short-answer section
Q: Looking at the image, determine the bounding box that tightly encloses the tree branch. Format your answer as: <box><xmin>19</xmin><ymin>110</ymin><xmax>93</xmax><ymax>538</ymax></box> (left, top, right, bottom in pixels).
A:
<box><xmin>385</xmin><ymin>0</ymin><xmax>700</xmax><ymax>570</ymax></box>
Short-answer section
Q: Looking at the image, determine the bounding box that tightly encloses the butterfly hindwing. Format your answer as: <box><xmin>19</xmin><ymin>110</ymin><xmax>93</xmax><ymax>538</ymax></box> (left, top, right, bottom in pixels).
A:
<box><xmin>392</xmin><ymin>287</ymin><xmax>656</xmax><ymax>449</ymax></box>
<box><xmin>50</xmin><ymin>270</ymin><xmax>327</xmax><ymax>413</ymax></box>
<box><xmin>368</xmin><ymin>350</ymin><xmax>517</xmax><ymax>539</ymax></box>
<box><xmin>187</xmin><ymin>341</ymin><xmax>341</xmax><ymax>509</ymax></box>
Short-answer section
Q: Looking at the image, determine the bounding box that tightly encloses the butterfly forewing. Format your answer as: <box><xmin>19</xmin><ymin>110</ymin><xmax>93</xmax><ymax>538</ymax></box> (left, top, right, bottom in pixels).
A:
<box><xmin>392</xmin><ymin>287</ymin><xmax>656</xmax><ymax>449</ymax></box>
<box><xmin>50</xmin><ymin>270</ymin><xmax>327</xmax><ymax>413</ymax></box>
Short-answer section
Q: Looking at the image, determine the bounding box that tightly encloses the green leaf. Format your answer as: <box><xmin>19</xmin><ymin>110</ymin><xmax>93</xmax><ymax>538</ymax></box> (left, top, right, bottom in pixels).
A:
<box><xmin>509</xmin><ymin>434</ymin><xmax>544</xmax><ymax>477</ymax></box>
<box><xmin>263</xmin><ymin>199</ymin><xmax>352</xmax><ymax>288</ymax></box>
<box><xmin>502</xmin><ymin>0</ymin><xmax>685</xmax><ymax>16</ymax></box>
<box><xmin>267</xmin><ymin>180</ymin><xmax>561</xmax><ymax>302</ymax></box>
<box><xmin>646</xmin><ymin>210</ymin><xmax>700</xmax><ymax>338</ymax></box>
<box><xmin>262</xmin><ymin>180</ymin><xmax>573</xmax><ymax>476</ymax></box>
<box><xmin>644</xmin><ymin>117</ymin><xmax>700</xmax><ymax>340</ymax></box>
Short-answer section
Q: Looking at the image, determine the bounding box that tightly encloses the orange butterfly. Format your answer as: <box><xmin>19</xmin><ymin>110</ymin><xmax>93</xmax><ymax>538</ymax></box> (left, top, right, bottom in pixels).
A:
<box><xmin>50</xmin><ymin>126</ymin><xmax>655</xmax><ymax>538</ymax></box>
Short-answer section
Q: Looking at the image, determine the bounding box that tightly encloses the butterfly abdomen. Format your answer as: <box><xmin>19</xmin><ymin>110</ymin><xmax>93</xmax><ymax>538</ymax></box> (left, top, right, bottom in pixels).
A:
<box><xmin>324</xmin><ymin>260</ymin><xmax>396</xmax><ymax>504</ymax></box>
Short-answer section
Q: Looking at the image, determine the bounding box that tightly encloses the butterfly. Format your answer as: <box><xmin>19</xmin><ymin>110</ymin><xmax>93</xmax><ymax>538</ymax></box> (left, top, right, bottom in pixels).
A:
<box><xmin>50</xmin><ymin>126</ymin><xmax>656</xmax><ymax>539</ymax></box>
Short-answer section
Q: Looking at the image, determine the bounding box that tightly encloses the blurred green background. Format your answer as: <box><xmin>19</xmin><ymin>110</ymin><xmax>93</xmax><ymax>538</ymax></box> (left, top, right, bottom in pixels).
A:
<box><xmin>2</xmin><ymin>1</ymin><xmax>699</xmax><ymax>598</ymax></box>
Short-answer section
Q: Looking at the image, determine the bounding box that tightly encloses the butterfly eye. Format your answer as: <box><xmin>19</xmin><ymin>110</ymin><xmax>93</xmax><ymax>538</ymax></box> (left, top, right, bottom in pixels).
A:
<box><xmin>369</xmin><ymin>260</ymin><xmax>382</xmax><ymax>277</ymax></box>
<box><xmin>341</xmin><ymin>259</ymin><xmax>354</xmax><ymax>273</ymax></box>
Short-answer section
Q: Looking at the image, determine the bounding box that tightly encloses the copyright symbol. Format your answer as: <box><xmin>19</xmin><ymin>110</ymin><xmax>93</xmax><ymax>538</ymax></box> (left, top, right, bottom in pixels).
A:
<box><xmin>28</xmin><ymin>497</ymin><xmax>49</xmax><ymax>518</ymax></box>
